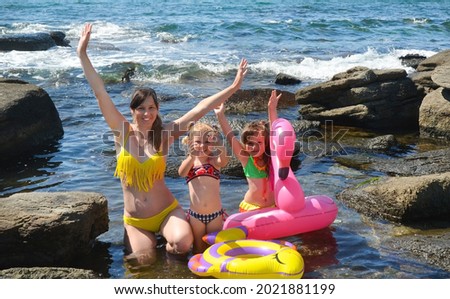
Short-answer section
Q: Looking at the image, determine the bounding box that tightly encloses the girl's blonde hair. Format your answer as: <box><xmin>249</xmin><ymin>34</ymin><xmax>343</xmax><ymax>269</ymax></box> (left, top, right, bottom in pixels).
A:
<box><xmin>182</xmin><ymin>122</ymin><xmax>219</xmax><ymax>146</ymax></box>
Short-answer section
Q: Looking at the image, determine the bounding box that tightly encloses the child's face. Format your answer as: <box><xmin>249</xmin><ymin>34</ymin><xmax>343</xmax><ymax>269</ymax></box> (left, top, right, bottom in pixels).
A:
<box><xmin>244</xmin><ymin>131</ymin><xmax>266</xmax><ymax>158</ymax></box>
<box><xmin>191</xmin><ymin>131</ymin><xmax>216</xmax><ymax>156</ymax></box>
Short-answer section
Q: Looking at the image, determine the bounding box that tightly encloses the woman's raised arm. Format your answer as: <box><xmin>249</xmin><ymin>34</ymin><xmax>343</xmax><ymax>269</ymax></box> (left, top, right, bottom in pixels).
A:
<box><xmin>167</xmin><ymin>59</ymin><xmax>248</xmax><ymax>139</ymax></box>
<box><xmin>77</xmin><ymin>23</ymin><xmax>126</xmax><ymax>131</ymax></box>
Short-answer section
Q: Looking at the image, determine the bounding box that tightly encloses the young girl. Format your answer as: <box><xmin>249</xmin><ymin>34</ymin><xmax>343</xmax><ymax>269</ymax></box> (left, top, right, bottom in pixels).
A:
<box><xmin>214</xmin><ymin>90</ymin><xmax>282</xmax><ymax>212</ymax></box>
<box><xmin>178</xmin><ymin>122</ymin><xmax>229</xmax><ymax>253</ymax></box>
<box><xmin>77</xmin><ymin>23</ymin><xmax>247</xmax><ymax>259</ymax></box>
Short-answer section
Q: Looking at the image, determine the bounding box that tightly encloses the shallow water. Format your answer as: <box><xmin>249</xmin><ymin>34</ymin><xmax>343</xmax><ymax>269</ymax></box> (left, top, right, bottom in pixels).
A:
<box><xmin>2</xmin><ymin>96</ymin><xmax>449</xmax><ymax>279</ymax></box>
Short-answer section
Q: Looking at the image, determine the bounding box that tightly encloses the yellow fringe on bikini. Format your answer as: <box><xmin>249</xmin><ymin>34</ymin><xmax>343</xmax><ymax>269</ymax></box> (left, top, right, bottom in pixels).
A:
<box><xmin>114</xmin><ymin>148</ymin><xmax>166</xmax><ymax>192</ymax></box>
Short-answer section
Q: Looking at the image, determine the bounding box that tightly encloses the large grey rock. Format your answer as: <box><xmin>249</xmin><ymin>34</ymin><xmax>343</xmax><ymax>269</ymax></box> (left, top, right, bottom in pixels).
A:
<box><xmin>335</xmin><ymin>148</ymin><xmax>450</xmax><ymax>177</ymax></box>
<box><xmin>416</xmin><ymin>50</ymin><xmax>450</xmax><ymax>72</ymax></box>
<box><xmin>419</xmin><ymin>88</ymin><xmax>450</xmax><ymax>140</ymax></box>
<box><xmin>337</xmin><ymin>172</ymin><xmax>450</xmax><ymax>224</ymax></box>
<box><xmin>0</xmin><ymin>33</ymin><xmax>56</xmax><ymax>51</ymax></box>
<box><xmin>227</xmin><ymin>88</ymin><xmax>297</xmax><ymax>114</ymax></box>
<box><xmin>412</xmin><ymin>50</ymin><xmax>450</xmax><ymax>94</ymax></box>
<box><xmin>296</xmin><ymin>67</ymin><xmax>422</xmax><ymax>130</ymax></box>
<box><xmin>431</xmin><ymin>64</ymin><xmax>450</xmax><ymax>89</ymax></box>
<box><xmin>0</xmin><ymin>79</ymin><xmax>63</xmax><ymax>162</ymax></box>
<box><xmin>409</xmin><ymin>70</ymin><xmax>438</xmax><ymax>94</ymax></box>
<box><xmin>0</xmin><ymin>192</ymin><xmax>109</xmax><ymax>269</ymax></box>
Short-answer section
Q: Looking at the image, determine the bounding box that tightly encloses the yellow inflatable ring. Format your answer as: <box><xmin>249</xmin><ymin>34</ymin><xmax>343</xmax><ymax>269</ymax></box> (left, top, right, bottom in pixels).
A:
<box><xmin>188</xmin><ymin>235</ymin><xmax>304</xmax><ymax>279</ymax></box>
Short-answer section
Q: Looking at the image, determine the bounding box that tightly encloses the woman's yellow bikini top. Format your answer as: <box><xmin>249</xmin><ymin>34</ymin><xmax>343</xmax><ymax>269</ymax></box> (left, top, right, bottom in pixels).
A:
<box><xmin>114</xmin><ymin>130</ymin><xmax>166</xmax><ymax>192</ymax></box>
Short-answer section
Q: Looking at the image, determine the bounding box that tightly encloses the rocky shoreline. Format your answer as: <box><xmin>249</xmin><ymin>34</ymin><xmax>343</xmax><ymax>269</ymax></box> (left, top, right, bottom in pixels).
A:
<box><xmin>0</xmin><ymin>44</ymin><xmax>449</xmax><ymax>277</ymax></box>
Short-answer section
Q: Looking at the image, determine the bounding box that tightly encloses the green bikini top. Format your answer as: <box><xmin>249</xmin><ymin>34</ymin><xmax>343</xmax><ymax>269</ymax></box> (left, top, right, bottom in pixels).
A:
<box><xmin>243</xmin><ymin>156</ymin><xmax>268</xmax><ymax>179</ymax></box>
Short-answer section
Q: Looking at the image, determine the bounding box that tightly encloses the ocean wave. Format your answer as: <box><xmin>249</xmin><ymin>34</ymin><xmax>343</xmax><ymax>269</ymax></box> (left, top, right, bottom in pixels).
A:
<box><xmin>7</xmin><ymin>22</ymin><xmax>53</xmax><ymax>34</ymax></box>
<box><xmin>156</xmin><ymin>32</ymin><xmax>196</xmax><ymax>43</ymax></box>
<box><xmin>251</xmin><ymin>48</ymin><xmax>436</xmax><ymax>81</ymax></box>
<box><xmin>407</xmin><ymin>18</ymin><xmax>430</xmax><ymax>24</ymax></box>
<box><xmin>0</xmin><ymin>11</ymin><xmax>443</xmax><ymax>87</ymax></box>
<box><xmin>0</xmin><ymin>45</ymin><xmax>437</xmax><ymax>86</ymax></box>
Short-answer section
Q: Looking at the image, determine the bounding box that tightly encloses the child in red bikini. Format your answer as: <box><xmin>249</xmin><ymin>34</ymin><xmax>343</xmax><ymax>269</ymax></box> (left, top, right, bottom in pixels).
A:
<box><xmin>178</xmin><ymin>122</ymin><xmax>229</xmax><ymax>253</ymax></box>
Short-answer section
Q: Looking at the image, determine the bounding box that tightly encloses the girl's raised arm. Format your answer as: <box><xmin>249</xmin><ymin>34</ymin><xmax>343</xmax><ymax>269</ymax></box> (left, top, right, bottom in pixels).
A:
<box><xmin>214</xmin><ymin>104</ymin><xmax>248</xmax><ymax>165</ymax></box>
<box><xmin>268</xmin><ymin>89</ymin><xmax>282</xmax><ymax>126</ymax></box>
<box><xmin>211</xmin><ymin>130</ymin><xmax>230</xmax><ymax>168</ymax></box>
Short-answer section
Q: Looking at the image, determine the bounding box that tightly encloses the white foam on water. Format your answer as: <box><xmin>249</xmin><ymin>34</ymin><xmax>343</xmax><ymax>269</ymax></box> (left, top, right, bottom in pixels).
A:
<box><xmin>251</xmin><ymin>47</ymin><xmax>437</xmax><ymax>81</ymax></box>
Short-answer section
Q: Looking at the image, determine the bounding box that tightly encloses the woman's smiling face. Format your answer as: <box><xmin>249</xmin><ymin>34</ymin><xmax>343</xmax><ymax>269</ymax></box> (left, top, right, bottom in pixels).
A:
<box><xmin>132</xmin><ymin>96</ymin><xmax>159</xmax><ymax>129</ymax></box>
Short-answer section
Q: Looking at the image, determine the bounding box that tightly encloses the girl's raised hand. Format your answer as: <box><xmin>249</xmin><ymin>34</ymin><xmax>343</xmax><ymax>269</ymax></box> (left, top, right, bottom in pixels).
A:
<box><xmin>268</xmin><ymin>89</ymin><xmax>282</xmax><ymax>110</ymax></box>
<box><xmin>214</xmin><ymin>103</ymin><xmax>226</xmax><ymax>116</ymax></box>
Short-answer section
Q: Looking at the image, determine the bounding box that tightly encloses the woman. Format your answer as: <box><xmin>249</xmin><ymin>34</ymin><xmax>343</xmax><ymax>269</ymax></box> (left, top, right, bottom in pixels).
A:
<box><xmin>77</xmin><ymin>23</ymin><xmax>247</xmax><ymax>256</ymax></box>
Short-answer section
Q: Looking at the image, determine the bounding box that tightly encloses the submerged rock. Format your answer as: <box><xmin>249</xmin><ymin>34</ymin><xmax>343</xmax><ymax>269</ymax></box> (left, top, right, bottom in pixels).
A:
<box><xmin>337</xmin><ymin>172</ymin><xmax>450</xmax><ymax>224</ymax></box>
<box><xmin>0</xmin><ymin>267</ymin><xmax>101</xmax><ymax>279</ymax></box>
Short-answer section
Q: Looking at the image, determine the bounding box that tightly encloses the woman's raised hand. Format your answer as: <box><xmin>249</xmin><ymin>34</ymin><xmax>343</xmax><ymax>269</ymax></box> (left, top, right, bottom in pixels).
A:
<box><xmin>77</xmin><ymin>23</ymin><xmax>93</xmax><ymax>57</ymax></box>
<box><xmin>231</xmin><ymin>58</ymin><xmax>248</xmax><ymax>90</ymax></box>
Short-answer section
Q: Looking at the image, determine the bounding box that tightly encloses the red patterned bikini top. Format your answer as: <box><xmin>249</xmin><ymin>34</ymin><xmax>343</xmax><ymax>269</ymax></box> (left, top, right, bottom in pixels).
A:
<box><xmin>186</xmin><ymin>163</ymin><xmax>220</xmax><ymax>183</ymax></box>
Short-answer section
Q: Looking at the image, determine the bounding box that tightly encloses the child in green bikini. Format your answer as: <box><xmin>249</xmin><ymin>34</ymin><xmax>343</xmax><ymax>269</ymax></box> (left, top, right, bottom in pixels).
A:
<box><xmin>214</xmin><ymin>90</ymin><xmax>282</xmax><ymax>212</ymax></box>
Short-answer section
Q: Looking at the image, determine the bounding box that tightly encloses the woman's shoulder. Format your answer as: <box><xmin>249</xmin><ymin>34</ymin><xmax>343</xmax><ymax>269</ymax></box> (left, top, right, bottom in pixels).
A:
<box><xmin>113</xmin><ymin>121</ymin><xmax>132</xmax><ymax>142</ymax></box>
